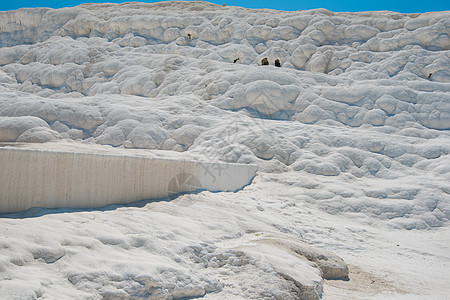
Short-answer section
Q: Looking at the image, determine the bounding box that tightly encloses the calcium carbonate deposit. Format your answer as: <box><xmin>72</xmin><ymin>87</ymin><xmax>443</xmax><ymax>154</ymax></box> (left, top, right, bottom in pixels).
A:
<box><xmin>0</xmin><ymin>144</ymin><xmax>258</xmax><ymax>213</ymax></box>
<box><xmin>0</xmin><ymin>1</ymin><xmax>449</xmax><ymax>299</ymax></box>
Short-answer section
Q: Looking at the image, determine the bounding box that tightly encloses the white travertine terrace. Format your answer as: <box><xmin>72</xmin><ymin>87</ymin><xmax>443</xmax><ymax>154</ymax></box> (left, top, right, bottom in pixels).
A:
<box><xmin>0</xmin><ymin>144</ymin><xmax>257</xmax><ymax>213</ymax></box>
<box><xmin>0</xmin><ymin>1</ymin><xmax>449</xmax><ymax>299</ymax></box>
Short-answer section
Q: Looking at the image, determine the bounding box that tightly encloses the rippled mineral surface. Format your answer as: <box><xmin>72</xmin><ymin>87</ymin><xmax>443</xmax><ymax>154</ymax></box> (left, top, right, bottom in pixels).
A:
<box><xmin>0</xmin><ymin>1</ymin><xmax>449</xmax><ymax>299</ymax></box>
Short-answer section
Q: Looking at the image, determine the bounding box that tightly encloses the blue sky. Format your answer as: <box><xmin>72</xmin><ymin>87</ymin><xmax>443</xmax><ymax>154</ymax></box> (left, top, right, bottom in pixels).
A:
<box><xmin>0</xmin><ymin>0</ymin><xmax>448</xmax><ymax>13</ymax></box>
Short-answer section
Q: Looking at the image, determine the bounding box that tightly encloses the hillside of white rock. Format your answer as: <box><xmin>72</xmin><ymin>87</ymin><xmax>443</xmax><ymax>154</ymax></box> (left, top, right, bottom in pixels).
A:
<box><xmin>0</xmin><ymin>1</ymin><xmax>449</xmax><ymax>299</ymax></box>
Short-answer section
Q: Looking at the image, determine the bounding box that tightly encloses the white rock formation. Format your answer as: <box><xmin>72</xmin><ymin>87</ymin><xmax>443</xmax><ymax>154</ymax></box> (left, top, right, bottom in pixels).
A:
<box><xmin>0</xmin><ymin>1</ymin><xmax>449</xmax><ymax>299</ymax></box>
<box><xmin>0</xmin><ymin>143</ymin><xmax>257</xmax><ymax>213</ymax></box>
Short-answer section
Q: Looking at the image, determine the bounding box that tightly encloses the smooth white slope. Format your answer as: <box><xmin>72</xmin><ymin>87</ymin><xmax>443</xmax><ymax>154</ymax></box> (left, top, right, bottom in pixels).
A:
<box><xmin>0</xmin><ymin>144</ymin><xmax>257</xmax><ymax>213</ymax></box>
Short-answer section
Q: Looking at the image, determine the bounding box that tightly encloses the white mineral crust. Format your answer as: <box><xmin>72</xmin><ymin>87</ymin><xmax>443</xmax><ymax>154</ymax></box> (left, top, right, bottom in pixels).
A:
<box><xmin>0</xmin><ymin>1</ymin><xmax>449</xmax><ymax>299</ymax></box>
